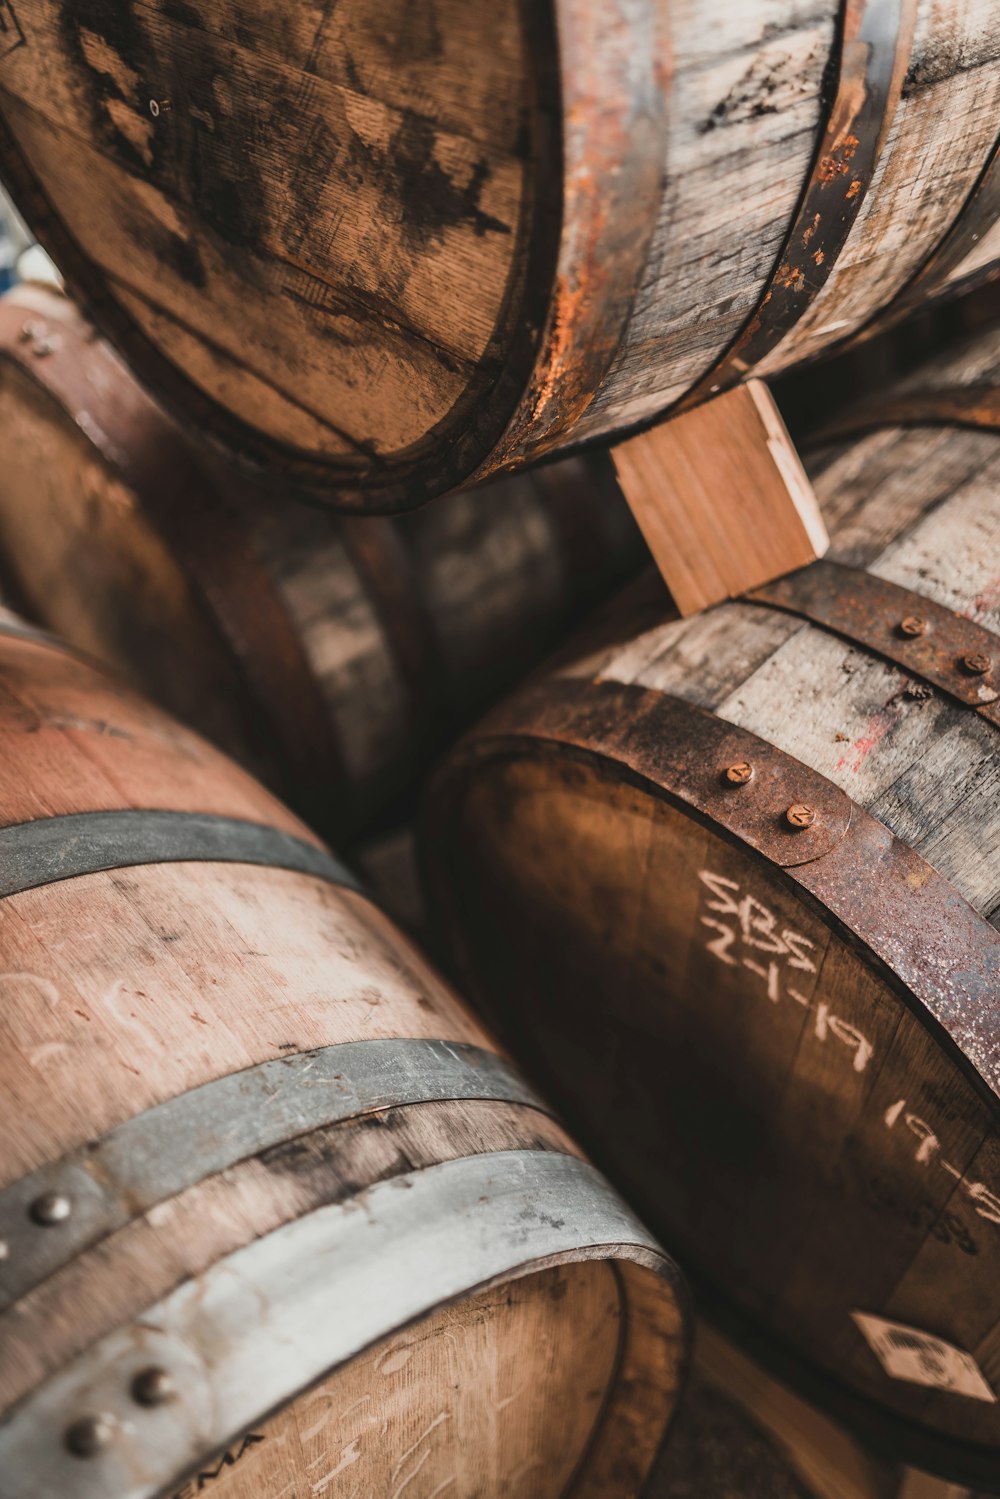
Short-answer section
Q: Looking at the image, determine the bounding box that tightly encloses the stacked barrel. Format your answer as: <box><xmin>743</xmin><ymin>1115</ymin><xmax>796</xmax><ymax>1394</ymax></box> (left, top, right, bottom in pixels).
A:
<box><xmin>0</xmin><ymin>605</ymin><xmax>688</xmax><ymax>1498</ymax></box>
<box><xmin>0</xmin><ymin>1</ymin><xmax>996</xmax><ymax>506</ymax></box>
<box><xmin>423</xmin><ymin>318</ymin><xmax>1000</xmax><ymax>1485</ymax></box>
<box><xmin>0</xmin><ymin>1</ymin><xmax>999</xmax><ymax>1495</ymax></box>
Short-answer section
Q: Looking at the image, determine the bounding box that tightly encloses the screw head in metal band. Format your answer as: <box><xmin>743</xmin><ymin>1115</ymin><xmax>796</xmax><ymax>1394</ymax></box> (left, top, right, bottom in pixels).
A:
<box><xmin>724</xmin><ymin>762</ymin><xmax>754</xmax><ymax>786</ymax></box>
<box><xmin>898</xmin><ymin>616</ymin><xmax>928</xmax><ymax>638</ymax></box>
<box><xmin>30</xmin><ymin>1191</ymin><xmax>72</xmax><ymax>1227</ymax></box>
<box><xmin>65</xmin><ymin>1414</ymin><xmax>114</xmax><ymax>1458</ymax></box>
<box><xmin>959</xmin><ymin>652</ymin><xmax>992</xmax><ymax>677</ymax></box>
<box><xmin>131</xmin><ymin>1367</ymin><xmax>176</xmax><ymax>1408</ymax></box>
<box><xmin>785</xmin><ymin>803</ymin><xmax>817</xmax><ymax>830</ymax></box>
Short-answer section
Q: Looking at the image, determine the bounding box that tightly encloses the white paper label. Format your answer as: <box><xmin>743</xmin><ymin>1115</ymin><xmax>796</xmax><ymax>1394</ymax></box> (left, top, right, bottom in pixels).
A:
<box><xmin>852</xmin><ymin>1313</ymin><xmax>996</xmax><ymax>1402</ymax></box>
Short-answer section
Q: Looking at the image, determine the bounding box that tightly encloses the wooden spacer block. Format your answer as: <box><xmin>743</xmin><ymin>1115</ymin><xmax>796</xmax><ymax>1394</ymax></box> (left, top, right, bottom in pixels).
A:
<box><xmin>611</xmin><ymin>379</ymin><xmax>829</xmax><ymax>617</ymax></box>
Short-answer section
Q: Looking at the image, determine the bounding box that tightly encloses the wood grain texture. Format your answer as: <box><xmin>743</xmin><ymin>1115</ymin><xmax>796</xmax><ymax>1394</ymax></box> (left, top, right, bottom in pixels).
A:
<box><xmin>191</xmin><ymin>1261</ymin><xmax>623</xmax><ymax>1499</ymax></box>
<box><xmin>0</xmin><ymin>286</ymin><xmax>645</xmax><ymax>844</ymax></box>
<box><xmin>612</xmin><ymin>380</ymin><xmax>828</xmax><ymax>614</ymax></box>
<box><xmin>422</xmin><ymin>321</ymin><xmax>1000</xmax><ymax>1478</ymax></box>
<box><xmin>0</xmin><ymin>622</ymin><xmax>687</xmax><ymax>1496</ymax></box>
<box><xmin>2</xmin><ymin>1</ymin><xmax>998</xmax><ymax>505</ymax></box>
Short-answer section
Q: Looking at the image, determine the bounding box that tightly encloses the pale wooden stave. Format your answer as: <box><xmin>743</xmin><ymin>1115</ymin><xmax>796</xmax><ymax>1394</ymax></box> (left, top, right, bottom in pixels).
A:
<box><xmin>422</xmin><ymin>323</ymin><xmax>1000</xmax><ymax>1481</ymax></box>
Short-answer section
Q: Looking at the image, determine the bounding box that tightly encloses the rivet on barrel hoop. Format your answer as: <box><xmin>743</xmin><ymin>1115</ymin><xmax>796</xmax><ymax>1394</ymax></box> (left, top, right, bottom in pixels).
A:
<box><xmin>959</xmin><ymin>652</ymin><xmax>993</xmax><ymax>676</ymax></box>
<box><xmin>64</xmin><ymin>1415</ymin><xmax>114</xmax><ymax>1459</ymax></box>
<box><xmin>131</xmin><ymin>1367</ymin><xmax>176</xmax><ymax>1408</ymax></box>
<box><xmin>785</xmin><ymin>804</ymin><xmax>818</xmax><ymax>830</ymax></box>
<box><xmin>29</xmin><ymin>1191</ymin><xmax>72</xmax><ymax>1227</ymax></box>
<box><xmin>898</xmin><ymin>616</ymin><xmax>928</xmax><ymax>638</ymax></box>
<box><xmin>724</xmin><ymin>762</ymin><xmax>755</xmax><ymax>785</ymax></box>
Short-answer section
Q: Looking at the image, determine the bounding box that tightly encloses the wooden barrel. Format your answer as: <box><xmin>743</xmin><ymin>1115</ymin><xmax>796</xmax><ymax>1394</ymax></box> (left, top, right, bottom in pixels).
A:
<box><xmin>0</xmin><ymin>616</ymin><xmax>688</xmax><ymax>1498</ymax></box>
<box><xmin>422</xmin><ymin>321</ymin><xmax>1000</xmax><ymax>1482</ymax></box>
<box><xmin>0</xmin><ymin>283</ymin><xmax>643</xmax><ymax>844</ymax></box>
<box><xmin>0</xmin><ymin>1</ymin><xmax>997</xmax><ymax>509</ymax></box>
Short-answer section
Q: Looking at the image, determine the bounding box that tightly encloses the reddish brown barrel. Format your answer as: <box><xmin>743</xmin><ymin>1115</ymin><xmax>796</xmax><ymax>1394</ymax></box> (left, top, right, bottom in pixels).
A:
<box><xmin>0</xmin><ymin>2</ymin><xmax>997</xmax><ymax>508</ymax></box>
<box><xmin>0</xmin><ymin>613</ymin><xmax>688</xmax><ymax>1498</ymax></box>
<box><xmin>0</xmin><ymin>284</ymin><xmax>642</xmax><ymax>844</ymax></box>
<box><xmin>423</xmin><ymin>320</ymin><xmax>1000</xmax><ymax>1483</ymax></box>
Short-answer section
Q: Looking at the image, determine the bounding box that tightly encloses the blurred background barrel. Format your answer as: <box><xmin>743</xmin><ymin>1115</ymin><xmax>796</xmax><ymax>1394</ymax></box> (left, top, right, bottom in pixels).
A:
<box><xmin>422</xmin><ymin>318</ymin><xmax>1000</xmax><ymax>1483</ymax></box>
<box><xmin>0</xmin><ymin>284</ymin><xmax>643</xmax><ymax>850</ymax></box>
<box><xmin>0</xmin><ymin>3</ymin><xmax>997</xmax><ymax>508</ymax></box>
<box><xmin>0</xmin><ymin>611</ymin><xmax>687</xmax><ymax>1498</ymax></box>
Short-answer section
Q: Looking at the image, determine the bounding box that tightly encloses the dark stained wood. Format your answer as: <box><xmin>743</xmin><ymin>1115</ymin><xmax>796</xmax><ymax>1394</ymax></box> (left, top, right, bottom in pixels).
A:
<box><xmin>0</xmin><ymin>284</ymin><xmax>645</xmax><ymax>844</ymax></box>
<box><xmin>652</xmin><ymin>1327</ymin><xmax>974</xmax><ymax>1499</ymax></box>
<box><xmin>1</xmin><ymin>2</ymin><xmax>998</xmax><ymax>507</ymax></box>
<box><xmin>422</xmin><ymin>319</ymin><xmax>1000</xmax><ymax>1483</ymax></box>
<box><xmin>0</xmin><ymin>613</ymin><xmax>687</xmax><ymax>1498</ymax></box>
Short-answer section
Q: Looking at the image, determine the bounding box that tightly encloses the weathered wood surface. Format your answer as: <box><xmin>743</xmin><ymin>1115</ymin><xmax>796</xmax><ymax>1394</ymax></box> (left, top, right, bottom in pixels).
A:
<box><xmin>0</xmin><ymin>622</ymin><xmax>687</xmax><ymax>1497</ymax></box>
<box><xmin>0</xmin><ymin>284</ymin><xmax>644</xmax><ymax>843</ymax></box>
<box><xmin>1</xmin><ymin>1</ymin><xmax>997</xmax><ymax>507</ymax></box>
<box><xmin>423</xmin><ymin>321</ymin><xmax>1000</xmax><ymax>1480</ymax></box>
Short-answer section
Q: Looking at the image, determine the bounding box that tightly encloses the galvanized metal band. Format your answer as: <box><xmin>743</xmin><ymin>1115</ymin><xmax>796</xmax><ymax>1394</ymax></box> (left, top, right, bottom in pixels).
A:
<box><xmin>0</xmin><ymin>1150</ymin><xmax>676</xmax><ymax>1499</ymax></box>
<box><xmin>679</xmin><ymin>0</ymin><xmax>916</xmax><ymax>409</ymax></box>
<box><xmin>807</xmin><ymin>385</ymin><xmax>1000</xmax><ymax>444</ymax></box>
<box><xmin>0</xmin><ymin>1038</ymin><xmax>543</xmax><ymax>1312</ymax></box>
<box><xmin>464</xmin><ymin>677</ymin><xmax>1000</xmax><ymax>1090</ymax></box>
<box><xmin>748</xmin><ymin>560</ymin><xmax>1000</xmax><ymax>728</ymax></box>
<box><xmin>0</xmin><ymin>809</ymin><xmax>359</xmax><ymax>901</ymax></box>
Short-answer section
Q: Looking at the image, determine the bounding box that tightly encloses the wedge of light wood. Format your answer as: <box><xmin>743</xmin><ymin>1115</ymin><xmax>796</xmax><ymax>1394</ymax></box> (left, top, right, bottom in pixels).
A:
<box><xmin>611</xmin><ymin>380</ymin><xmax>829</xmax><ymax>616</ymax></box>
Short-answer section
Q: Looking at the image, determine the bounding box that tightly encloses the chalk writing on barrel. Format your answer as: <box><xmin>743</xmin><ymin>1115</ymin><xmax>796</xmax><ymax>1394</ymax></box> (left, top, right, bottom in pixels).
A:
<box><xmin>698</xmin><ymin>869</ymin><xmax>1000</xmax><ymax>1234</ymax></box>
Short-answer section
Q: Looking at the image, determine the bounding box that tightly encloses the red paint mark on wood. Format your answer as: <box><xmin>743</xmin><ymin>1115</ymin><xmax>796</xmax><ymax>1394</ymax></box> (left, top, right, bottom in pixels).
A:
<box><xmin>834</xmin><ymin>709</ymin><xmax>896</xmax><ymax>775</ymax></box>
